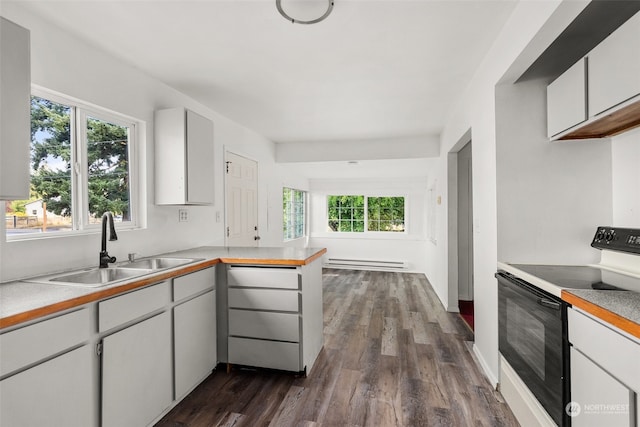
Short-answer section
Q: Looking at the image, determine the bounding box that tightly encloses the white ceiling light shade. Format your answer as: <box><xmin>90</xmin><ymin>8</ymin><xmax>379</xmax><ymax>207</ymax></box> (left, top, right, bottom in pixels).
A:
<box><xmin>276</xmin><ymin>0</ymin><xmax>334</xmax><ymax>24</ymax></box>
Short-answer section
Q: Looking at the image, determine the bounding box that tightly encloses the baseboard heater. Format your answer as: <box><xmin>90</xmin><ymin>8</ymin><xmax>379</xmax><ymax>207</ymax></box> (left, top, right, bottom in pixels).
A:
<box><xmin>324</xmin><ymin>258</ymin><xmax>408</xmax><ymax>270</ymax></box>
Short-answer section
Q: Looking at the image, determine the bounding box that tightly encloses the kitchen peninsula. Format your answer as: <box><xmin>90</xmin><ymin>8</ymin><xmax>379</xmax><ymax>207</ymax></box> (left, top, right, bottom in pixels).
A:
<box><xmin>0</xmin><ymin>246</ymin><xmax>326</xmax><ymax>427</ymax></box>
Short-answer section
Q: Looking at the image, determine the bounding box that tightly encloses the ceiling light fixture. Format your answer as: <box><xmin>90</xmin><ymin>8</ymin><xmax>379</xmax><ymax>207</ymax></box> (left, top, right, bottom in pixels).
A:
<box><xmin>276</xmin><ymin>0</ymin><xmax>334</xmax><ymax>24</ymax></box>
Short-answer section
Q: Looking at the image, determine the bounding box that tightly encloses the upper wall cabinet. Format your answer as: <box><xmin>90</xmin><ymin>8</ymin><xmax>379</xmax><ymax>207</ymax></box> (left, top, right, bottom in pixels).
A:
<box><xmin>547</xmin><ymin>58</ymin><xmax>587</xmax><ymax>138</ymax></box>
<box><xmin>589</xmin><ymin>11</ymin><xmax>640</xmax><ymax>117</ymax></box>
<box><xmin>0</xmin><ymin>18</ymin><xmax>31</xmax><ymax>200</ymax></box>
<box><xmin>155</xmin><ymin>108</ymin><xmax>214</xmax><ymax>205</ymax></box>
<box><xmin>548</xmin><ymin>12</ymin><xmax>640</xmax><ymax>140</ymax></box>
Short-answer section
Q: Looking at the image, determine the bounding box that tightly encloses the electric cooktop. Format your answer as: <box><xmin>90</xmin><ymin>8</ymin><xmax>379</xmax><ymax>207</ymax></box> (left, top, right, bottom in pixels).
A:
<box><xmin>502</xmin><ymin>227</ymin><xmax>640</xmax><ymax>296</ymax></box>
<box><xmin>509</xmin><ymin>264</ymin><xmax>640</xmax><ymax>291</ymax></box>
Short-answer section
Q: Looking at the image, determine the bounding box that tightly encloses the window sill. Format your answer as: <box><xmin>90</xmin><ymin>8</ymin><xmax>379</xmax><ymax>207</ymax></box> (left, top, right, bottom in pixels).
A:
<box><xmin>6</xmin><ymin>224</ymin><xmax>141</xmax><ymax>243</ymax></box>
<box><xmin>310</xmin><ymin>232</ymin><xmax>417</xmax><ymax>241</ymax></box>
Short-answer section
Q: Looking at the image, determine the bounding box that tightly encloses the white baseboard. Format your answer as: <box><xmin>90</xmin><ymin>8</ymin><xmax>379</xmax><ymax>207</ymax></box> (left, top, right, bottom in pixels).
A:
<box><xmin>499</xmin><ymin>356</ymin><xmax>557</xmax><ymax>427</ymax></box>
<box><xmin>473</xmin><ymin>343</ymin><xmax>499</xmax><ymax>388</ymax></box>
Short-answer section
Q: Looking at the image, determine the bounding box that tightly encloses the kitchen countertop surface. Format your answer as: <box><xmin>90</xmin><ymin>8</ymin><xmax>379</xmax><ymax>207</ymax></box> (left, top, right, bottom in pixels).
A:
<box><xmin>562</xmin><ymin>289</ymin><xmax>640</xmax><ymax>340</ymax></box>
<box><xmin>0</xmin><ymin>246</ymin><xmax>326</xmax><ymax>330</ymax></box>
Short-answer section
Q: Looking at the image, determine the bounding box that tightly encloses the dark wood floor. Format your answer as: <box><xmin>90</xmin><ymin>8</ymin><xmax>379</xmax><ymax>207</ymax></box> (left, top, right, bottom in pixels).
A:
<box><xmin>156</xmin><ymin>269</ymin><xmax>519</xmax><ymax>427</ymax></box>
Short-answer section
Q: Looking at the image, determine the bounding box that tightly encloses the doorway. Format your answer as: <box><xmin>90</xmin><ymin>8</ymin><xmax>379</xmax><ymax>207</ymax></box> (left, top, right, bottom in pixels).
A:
<box><xmin>457</xmin><ymin>141</ymin><xmax>474</xmax><ymax>330</ymax></box>
<box><xmin>224</xmin><ymin>151</ymin><xmax>259</xmax><ymax>247</ymax></box>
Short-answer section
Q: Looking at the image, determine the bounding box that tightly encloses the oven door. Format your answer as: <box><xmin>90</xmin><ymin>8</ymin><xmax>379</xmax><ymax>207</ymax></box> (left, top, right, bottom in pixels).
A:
<box><xmin>497</xmin><ymin>271</ymin><xmax>569</xmax><ymax>426</ymax></box>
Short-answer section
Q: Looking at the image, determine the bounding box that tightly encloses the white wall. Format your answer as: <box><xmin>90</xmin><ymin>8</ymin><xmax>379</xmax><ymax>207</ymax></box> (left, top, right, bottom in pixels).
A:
<box><xmin>0</xmin><ymin>4</ymin><xmax>307</xmax><ymax>282</ymax></box>
<box><xmin>425</xmin><ymin>0</ymin><xmax>590</xmax><ymax>385</ymax></box>
<box><xmin>308</xmin><ymin>177</ymin><xmax>429</xmax><ymax>273</ymax></box>
<box><xmin>612</xmin><ymin>127</ymin><xmax>640</xmax><ymax>227</ymax></box>
<box><xmin>496</xmin><ymin>78</ymin><xmax>613</xmax><ymax>265</ymax></box>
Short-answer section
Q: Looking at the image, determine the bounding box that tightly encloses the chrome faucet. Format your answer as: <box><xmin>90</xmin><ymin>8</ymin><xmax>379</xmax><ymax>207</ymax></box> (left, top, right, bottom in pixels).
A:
<box><xmin>99</xmin><ymin>212</ymin><xmax>118</xmax><ymax>268</ymax></box>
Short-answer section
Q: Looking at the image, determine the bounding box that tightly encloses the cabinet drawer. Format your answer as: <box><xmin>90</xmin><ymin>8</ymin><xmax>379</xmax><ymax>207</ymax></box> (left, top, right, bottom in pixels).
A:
<box><xmin>568</xmin><ymin>308</ymin><xmax>640</xmax><ymax>392</ymax></box>
<box><xmin>228</xmin><ymin>288</ymin><xmax>299</xmax><ymax>312</ymax></box>
<box><xmin>228</xmin><ymin>337</ymin><xmax>300</xmax><ymax>371</ymax></box>
<box><xmin>228</xmin><ymin>266</ymin><xmax>299</xmax><ymax>289</ymax></box>
<box><xmin>0</xmin><ymin>308</ymin><xmax>90</xmax><ymax>377</ymax></box>
<box><xmin>173</xmin><ymin>267</ymin><xmax>215</xmax><ymax>301</ymax></box>
<box><xmin>229</xmin><ymin>309</ymin><xmax>299</xmax><ymax>342</ymax></box>
<box><xmin>99</xmin><ymin>281</ymin><xmax>170</xmax><ymax>332</ymax></box>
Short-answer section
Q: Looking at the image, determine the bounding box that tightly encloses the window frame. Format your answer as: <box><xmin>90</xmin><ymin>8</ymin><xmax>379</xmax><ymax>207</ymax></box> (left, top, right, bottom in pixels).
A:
<box><xmin>7</xmin><ymin>86</ymin><xmax>140</xmax><ymax>241</ymax></box>
<box><xmin>326</xmin><ymin>194</ymin><xmax>407</xmax><ymax>235</ymax></box>
<box><xmin>283</xmin><ymin>187</ymin><xmax>307</xmax><ymax>241</ymax></box>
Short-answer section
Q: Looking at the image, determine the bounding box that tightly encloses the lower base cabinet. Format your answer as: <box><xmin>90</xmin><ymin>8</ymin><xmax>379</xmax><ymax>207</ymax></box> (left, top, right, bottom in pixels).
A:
<box><xmin>570</xmin><ymin>347</ymin><xmax>633</xmax><ymax>427</ymax></box>
<box><xmin>174</xmin><ymin>289</ymin><xmax>217</xmax><ymax>399</ymax></box>
<box><xmin>102</xmin><ymin>311</ymin><xmax>172</xmax><ymax>427</ymax></box>
<box><xmin>0</xmin><ymin>345</ymin><xmax>94</xmax><ymax>427</ymax></box>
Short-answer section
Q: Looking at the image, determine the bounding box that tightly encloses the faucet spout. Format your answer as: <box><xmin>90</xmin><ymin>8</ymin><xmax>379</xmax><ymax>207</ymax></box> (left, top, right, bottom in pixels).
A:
<box><xmin>99</xmin><ymin>212</ymin><xmax>118</xmax><ymax>268</ymax></box>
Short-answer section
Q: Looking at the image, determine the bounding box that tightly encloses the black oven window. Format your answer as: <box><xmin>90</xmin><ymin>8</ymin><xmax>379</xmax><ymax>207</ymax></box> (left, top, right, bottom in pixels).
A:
<box><xmin>506</xmin><ymin>299</ymin><xmax>546</xmax><ymax>380</ymax></box>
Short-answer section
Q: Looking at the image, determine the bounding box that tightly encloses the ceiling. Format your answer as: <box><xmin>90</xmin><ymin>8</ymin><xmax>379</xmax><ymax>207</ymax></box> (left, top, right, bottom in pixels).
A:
<box><xmin>12</xmin><ymin>0</ymin><xmax>517</xmax><ymax>146</ymax></box>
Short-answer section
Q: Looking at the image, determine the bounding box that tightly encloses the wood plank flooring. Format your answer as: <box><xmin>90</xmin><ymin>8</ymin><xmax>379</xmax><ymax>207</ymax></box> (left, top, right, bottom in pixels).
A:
<box><xmin>156</xmin><ymin>269</ymin><xmax>519</xmax><ymax>427</ymax></box>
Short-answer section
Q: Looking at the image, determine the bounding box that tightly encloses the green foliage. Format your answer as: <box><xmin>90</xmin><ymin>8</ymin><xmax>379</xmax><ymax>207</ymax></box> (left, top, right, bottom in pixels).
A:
<box><xmin>327</xmin><ymin>195</ymin><xmax>405</xmax><ymax>232</ymax></box>
<box><xmin>8</xmin><ymin>200</ymin><xmax>28</xmax><ymax>215</ymax></box>
<box><xmin>28</xmin><ymin>96</ymin><xmax>130</xmax><ymax>219</ymax></box>
<box><xmin>367</xmin><ymin>196</ymin><xmax>405</xmax><ymax>232</ymax></box>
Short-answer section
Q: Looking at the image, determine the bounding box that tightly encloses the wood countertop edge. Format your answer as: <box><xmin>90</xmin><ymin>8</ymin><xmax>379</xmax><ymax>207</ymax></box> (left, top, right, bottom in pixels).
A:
<box><xmin>219</xmin><ymin>248</ymin><xmax>327</xmax><ymax>266</ymax></box>
<box><xmin>0</xmin><ymin>249</ymin><xmax>327</xmax><ymax>329</ymax></box>
<box><xmin>562</xmin><ymin>290</ymin><xmax>640</xmax><ymax>340</ymax></box>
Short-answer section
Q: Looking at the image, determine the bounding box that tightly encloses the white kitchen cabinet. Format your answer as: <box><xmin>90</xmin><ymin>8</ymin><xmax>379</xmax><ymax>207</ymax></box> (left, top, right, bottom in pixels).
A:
<box><xmin>99</xmin><ymin>282</ymin><xmax>172</xmax><ymax>427</ymax></box>
<box><xmin>226</xmin><ymin>262</ymin><xmax>323</xmax><ymax>374</ymax></box>
<box><xmin>101</xmin><ymin>311</ymin><xmax>172</xmax><ymax>427</ymax></box>
<box><xmin>174</xmin><ymin>289</ymin><xmax>217</xmax><ymax>399</ymax></box>
<box><xmin>588</xmin><ymin>12</ymin><xmax>640</xmax><ymax>117</ymax></box>
<box><xmin>0</xmin><ymin>17</ymin><xmax>30</xmax><ymax>200</ymax></box>
<box><xmin>0</xmin><ymin>308</ymin><xmax>94</xmax><ymax>427</ymax></box>
<box><xmin>155</xmin><ymin>107</ymin><xmax>214</xmax><ymax>205</ymax></box>
<box><xmin>568</xmin><ymin>307</ymin><xmax>639</xmax><ymax>427</ymax></box>
<box><xmin>547</xmin><ymin>58</ymin><xmax>587</xmax><ymax>137</ymax></box>
<box><xmin>0</xmin><ymin>345</ymin><xmax>94</xmax><ymax>427</ymax></box>
<box><xmin>570</xmin><ymin>347</ymin><xmax>632</xmax><ymax>427</ymax></box>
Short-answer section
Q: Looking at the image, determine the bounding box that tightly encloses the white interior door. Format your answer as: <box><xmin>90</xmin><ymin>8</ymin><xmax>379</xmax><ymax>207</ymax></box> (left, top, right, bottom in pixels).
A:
<box><xmin>225</xmin><ymin>151</ymin><xmax>259</xmax><ymax>247</ymax></box>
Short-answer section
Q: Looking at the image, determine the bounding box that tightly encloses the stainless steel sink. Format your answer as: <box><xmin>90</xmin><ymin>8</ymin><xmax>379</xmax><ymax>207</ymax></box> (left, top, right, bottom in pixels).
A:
<box><xmin>121</xmin><ymin>257</ymin><xmax>199</xmax><ymax>270</ymax></box>
<box><xmin>25</xmin><ymin>256</ymin><xmax>201</xmax><ymax>288</ymax></box>
<box><xmin>48</xmin><ymin>267</ymin><xmax>154</xmax><ymax>287</ymax></box>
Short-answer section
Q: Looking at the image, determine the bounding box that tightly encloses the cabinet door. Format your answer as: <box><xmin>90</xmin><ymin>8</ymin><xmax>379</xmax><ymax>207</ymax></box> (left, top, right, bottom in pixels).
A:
<box><xmin>570</xmin><ymin>347</ymin><xmax>632</xmax><ymax>427</ymax></box>
<box><xmin>102</xmin><ymin>311</ymin><xmax>172</xmax><ymax>427</ymax></box>
<box><xmin>588</xmin><ymin>12</ymin><xmax>640</xmax><ymax>117</ymax></box>
<box><xmin>0</xmin><ymin>17</ymin><xmax>30</xmax><ymax>200</ymax></box>
<box><xmin>547</xmin><ymin>58</ymin><xmax>587</xmax><ymax>137</ymax></box>
<box><xmin>185</xmin><ymin>109</ymin><xmax>214</xmax><ymax>204</ymax></box>
<box><xmin>0</xmin><ymin>345</ymin><xmax>95</xmax><ymax>427</ymax></box>
<box><xmin>174</xmin><ymin>290</ymin><xmax>217</xmax><ymax>399</ymax></box>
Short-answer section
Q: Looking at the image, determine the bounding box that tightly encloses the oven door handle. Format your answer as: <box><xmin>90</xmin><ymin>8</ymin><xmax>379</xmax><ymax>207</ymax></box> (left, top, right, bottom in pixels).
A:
<box><xmin>537</xmin><ymin>298</ymin><xmax>561</xmax><ymax>310</ymax></box>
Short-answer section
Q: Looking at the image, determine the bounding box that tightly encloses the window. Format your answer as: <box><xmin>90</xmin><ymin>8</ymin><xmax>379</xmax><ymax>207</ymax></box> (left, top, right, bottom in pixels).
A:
<box><xmin>327</xmin><ymin>195</ymin><xmax>405</xmax><ymax>233</ymax></box>
<box><xmin>6</xmin><ymin>90</ymin><xmax>137</xmax><ymax>238</ymax></box>
<box><xmin>367</xmin><ymin>196</ymin><xmax>405</xmax><ymax>232</ymax></box>
<box><xmin>327</xmin><ymin>195</ymin><xmax>364</xmax><ymax>232</ymax></box>
<box><xmin>283</xmin><ymin>187</ymin><xmax>306</xmax><ymax>240</ymax></box>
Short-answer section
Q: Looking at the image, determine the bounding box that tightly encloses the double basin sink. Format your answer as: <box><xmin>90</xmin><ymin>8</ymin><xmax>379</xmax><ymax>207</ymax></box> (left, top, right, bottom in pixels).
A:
<box><xmin>28</xmin><ymin>257</ymin><xmax>201</xmax><ymax>288</ymax></box>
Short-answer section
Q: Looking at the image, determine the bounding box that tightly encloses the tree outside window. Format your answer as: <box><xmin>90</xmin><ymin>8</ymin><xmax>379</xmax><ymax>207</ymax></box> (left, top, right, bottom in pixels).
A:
<box><xmin>5</xmin><ymin>93</ymin><xmax>136</xmax><ymax>237</ymax></box>
<box><xmin>327</xmin><ymin>195</ymin><xmax>405</xmax><ymax>233</ymax></box>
